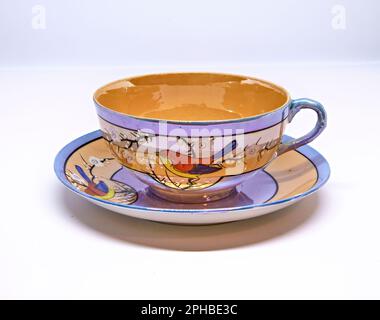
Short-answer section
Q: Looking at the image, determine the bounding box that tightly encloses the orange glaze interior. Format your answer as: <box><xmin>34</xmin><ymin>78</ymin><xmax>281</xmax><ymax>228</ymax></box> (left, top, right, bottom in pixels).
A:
<box><xmin>94</xmin><ymin>73</ymin><xmax>289</xmax><ymax>122</ymax></box>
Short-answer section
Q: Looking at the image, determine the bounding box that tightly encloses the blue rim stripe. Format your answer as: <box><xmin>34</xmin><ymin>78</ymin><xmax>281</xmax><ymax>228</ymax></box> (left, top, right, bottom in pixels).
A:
<box><xmin>54</xmin><ymin>130</ymin><xmax>330</xmax><ymax>214</ymax></box>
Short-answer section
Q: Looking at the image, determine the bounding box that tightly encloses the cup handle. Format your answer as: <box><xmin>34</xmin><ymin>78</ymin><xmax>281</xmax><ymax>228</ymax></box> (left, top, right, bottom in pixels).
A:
<box><xmin>277</xmin><ymin>98</ymin><xmax>327</xmax><ymax>156</ymax></box>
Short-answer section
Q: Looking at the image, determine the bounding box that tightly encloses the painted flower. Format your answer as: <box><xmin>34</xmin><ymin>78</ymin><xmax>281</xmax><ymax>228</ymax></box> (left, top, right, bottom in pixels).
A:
<box><xmin>110</xmin><ymin>130</ymin><xmax>120</xmax><ymax>142</ymax></box>
<box><xmin>89</xmin><ymin>156</ymin><xmax>104</xmax><ymax>167</ymax></box>
<box><xmin>245</xmin><ymin>144</ymin><xmax>259</xmax><ymax>156</ymax></box>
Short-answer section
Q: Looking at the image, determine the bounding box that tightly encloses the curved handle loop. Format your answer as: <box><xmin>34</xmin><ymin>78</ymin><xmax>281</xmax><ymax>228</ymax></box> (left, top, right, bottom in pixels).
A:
<box><xmin>278</xmin><ymin>98</ymin><xmax>327</xmax><ymax>156</ymax></box>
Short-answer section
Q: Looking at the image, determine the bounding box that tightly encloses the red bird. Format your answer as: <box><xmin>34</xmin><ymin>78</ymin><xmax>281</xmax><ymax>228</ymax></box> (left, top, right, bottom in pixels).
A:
<box><xmin>160</xmin><ymin>140</ymin><xmax>237</xmax><ymax>178</ymax></box>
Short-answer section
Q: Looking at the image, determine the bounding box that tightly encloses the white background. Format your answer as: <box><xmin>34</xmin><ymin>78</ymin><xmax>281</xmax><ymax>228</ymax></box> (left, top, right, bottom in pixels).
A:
<box><xmin>0</xmin><ymin>0</ymin><xmax>380</xmax><ymax>299</ymax></box>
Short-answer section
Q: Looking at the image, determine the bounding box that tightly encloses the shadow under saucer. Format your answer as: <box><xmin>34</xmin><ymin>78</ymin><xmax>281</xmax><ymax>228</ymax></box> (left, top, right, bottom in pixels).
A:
<box><xmin>59</xmin><ymin>186</ymin><xmax>321</xmax><ymax>251</ymax></box>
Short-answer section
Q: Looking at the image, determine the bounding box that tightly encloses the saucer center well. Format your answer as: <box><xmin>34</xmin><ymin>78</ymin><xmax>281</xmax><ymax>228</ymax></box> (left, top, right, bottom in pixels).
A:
<box><xmin>111</xmin><ymin>167</ymin><xmax>278</xmax><ymax>210</ymax></box>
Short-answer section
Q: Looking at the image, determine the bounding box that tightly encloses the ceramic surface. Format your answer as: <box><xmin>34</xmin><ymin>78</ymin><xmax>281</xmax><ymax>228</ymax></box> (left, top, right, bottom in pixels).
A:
<box><xmin>54</xmin><ymin>131</ymin><xmax>330</xmax><ymax>225</ymax></box>
<box><xmin>93</xmin><ymin>73</ymin><xmax>327</xmax><ymax>203</ymax></box>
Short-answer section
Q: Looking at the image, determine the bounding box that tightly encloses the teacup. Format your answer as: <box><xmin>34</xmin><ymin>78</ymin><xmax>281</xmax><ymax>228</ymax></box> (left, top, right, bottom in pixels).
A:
<box><xmin>93</xmin><ymin>72</ymin><xmax>326</xmax><ymax>203</ymax></box>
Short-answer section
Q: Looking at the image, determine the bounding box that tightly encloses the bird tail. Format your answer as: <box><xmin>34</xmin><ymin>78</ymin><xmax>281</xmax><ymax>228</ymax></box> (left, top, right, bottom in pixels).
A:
<box><xmin>213</xmin><ymin>140</ymin><xmax>237</xmax><ymax>161</ymax></box>
<box><xmin>75</xmin><ymin>165</ymin><xmax>91</xmax><ymax>183</ymax></box>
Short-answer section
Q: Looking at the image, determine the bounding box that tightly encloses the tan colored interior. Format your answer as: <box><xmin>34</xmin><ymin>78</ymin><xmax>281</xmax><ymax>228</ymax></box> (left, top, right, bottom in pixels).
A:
<box><xmin>94</xmin><ymin>73</ymin><xmax>289</xmax><ymax>121</ymax></box>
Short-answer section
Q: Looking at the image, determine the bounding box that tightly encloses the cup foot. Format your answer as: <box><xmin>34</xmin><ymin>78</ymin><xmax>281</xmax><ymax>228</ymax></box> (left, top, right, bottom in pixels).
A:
<box><xmin>148</xmin><ymin>186</ymin><xmax>238</xmax><ymax>204</ymax></box>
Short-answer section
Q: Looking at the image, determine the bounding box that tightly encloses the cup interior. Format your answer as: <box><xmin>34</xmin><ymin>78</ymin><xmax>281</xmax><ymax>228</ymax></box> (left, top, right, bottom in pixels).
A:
<box><xmin>94</xmin><ymin>73</ymin><xmax>289</xmax><ymax>122</ymax></box>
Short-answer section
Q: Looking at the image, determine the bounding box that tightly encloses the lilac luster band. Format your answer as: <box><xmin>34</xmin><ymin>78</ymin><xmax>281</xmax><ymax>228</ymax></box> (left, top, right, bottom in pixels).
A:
<box><xmin>95</xmin><ymin>101</ymin><xmax>291</xmax><ymax>136</ymax></box>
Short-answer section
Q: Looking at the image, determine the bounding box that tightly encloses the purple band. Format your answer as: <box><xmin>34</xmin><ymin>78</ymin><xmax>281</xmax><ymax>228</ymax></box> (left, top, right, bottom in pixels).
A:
<box><xmin>95</xmin><ymin>101</ymin><xmax>290</xmax><ymax>137</ymax></box>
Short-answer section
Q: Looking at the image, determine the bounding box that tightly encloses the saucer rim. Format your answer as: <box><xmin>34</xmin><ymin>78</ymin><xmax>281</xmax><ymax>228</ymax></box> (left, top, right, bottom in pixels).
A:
<box><xmin>54</xmin><ymin>130</ymin><xmax>330</xmax><ymax>214</ymax></box>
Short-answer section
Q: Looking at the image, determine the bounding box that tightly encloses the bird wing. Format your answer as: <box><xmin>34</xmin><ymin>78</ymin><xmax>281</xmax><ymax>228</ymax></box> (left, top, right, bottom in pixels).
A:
<box><xmin>95</xmin><ymin>180</ymin><xmax>109</xmax><ymax>193</ymax></box>
<box><xmin>159</xmin><ymin>155</ymin><xmax>199</xmax><ymax>179</ymax></box>
<box><xmin>188</xmin><ymin>164</ymin><xmax>221</xmax><ymax>175</ymax></box>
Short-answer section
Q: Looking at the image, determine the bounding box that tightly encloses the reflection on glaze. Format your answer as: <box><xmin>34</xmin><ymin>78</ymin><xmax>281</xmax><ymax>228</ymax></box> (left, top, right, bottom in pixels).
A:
<box><xmin>95</xmin><ymin>73</ymin><xmax>288</xmax><ymax>121</ymax></box>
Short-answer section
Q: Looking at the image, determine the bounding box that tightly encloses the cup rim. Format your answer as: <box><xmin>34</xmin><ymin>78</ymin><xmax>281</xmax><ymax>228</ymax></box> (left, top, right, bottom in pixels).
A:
<box><xmin>93</xmin><ymin>71</ymin><xmax>291</xmax><ymax>124</ymax></box>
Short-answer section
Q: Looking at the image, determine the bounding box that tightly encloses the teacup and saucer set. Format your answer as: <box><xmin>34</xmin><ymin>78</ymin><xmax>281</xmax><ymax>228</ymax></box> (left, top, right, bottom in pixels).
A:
<box><xmin>55</xmin><ymin>72</ymin><xmax>330</xmax><ymax>225</ymax></box>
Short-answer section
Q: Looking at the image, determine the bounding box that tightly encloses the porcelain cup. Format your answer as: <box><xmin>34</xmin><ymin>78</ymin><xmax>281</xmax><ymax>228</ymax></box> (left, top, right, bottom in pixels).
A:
<box><xmin>93</xmin><ymin>72</ymin><xmax>327</xmax><ymax>203</ymax></box>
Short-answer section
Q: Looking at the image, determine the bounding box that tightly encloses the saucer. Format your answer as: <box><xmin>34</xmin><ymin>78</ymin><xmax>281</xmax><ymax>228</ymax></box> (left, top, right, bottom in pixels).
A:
<box><xmin>54</xmin><ymin>130</ymin><xmax>330</xmax><ymax>225</ymax></box>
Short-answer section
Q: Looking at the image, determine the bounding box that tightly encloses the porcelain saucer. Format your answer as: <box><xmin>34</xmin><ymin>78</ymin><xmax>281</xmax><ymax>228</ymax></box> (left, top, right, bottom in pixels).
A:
<box><xmin>54</xmin><ymin>131</ymin><xmax>330</xmax><ymax>225</ymax></box>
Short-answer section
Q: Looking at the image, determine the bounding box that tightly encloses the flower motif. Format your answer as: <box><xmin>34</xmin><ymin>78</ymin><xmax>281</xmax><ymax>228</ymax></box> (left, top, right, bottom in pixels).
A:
<box><xmin>136</xmin><ymin>131</ymin><xmax>154</xmax><ymax>145</ymax></box>
<box><xmin>110</xmin><ymin>130</ymin><xmax>120</xmax><ymax>142</ymax></box>
<box><xmin>245</xmin><ymin>144</ymin><xmax>259</xmax><ymax>156</ymax></box>
<box><xmin>89</xmin><ymin>156</ymin><xmax>104</xmax><ymax>167</ymax></box>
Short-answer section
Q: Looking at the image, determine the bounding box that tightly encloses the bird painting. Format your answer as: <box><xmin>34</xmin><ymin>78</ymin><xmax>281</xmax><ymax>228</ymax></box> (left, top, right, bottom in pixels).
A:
<box><xmin>159</xmin><ymin>140</ymin><xmax>237</xmax><ymax>180</ymax></box>
<box><xmin>74</xmin><ymin>165</ymin><xmax>116</xmax><ymax>200</ymax></box>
